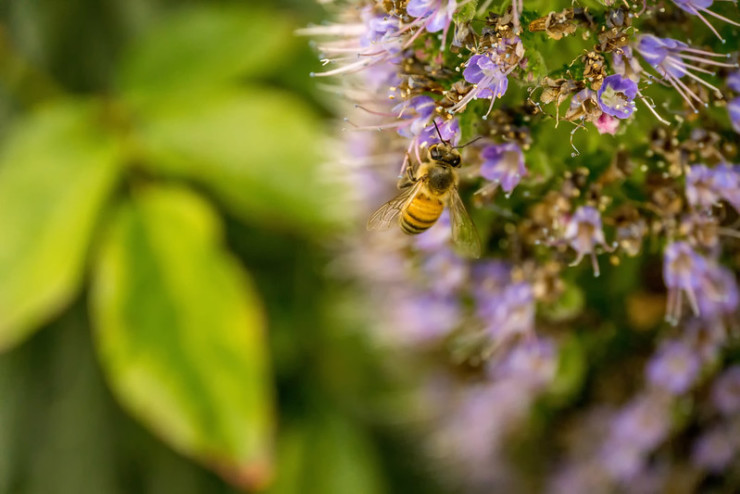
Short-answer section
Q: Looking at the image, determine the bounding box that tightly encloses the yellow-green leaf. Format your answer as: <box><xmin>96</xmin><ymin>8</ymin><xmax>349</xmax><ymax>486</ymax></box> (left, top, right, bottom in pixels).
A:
<box><xmin>135</xmin><ymin>88</ymin><xmax>346</xmax><ymax>234</ymax></box>
<box><xmin>0</xmin><ymin>100</ymin><xmax>121</xmax><ymax>351</ymax></box>
<box><xmin>267</xmin><ymin>416</ymin><xmax>386</xmax><ymax>494</ymax></box>
<box><xmin>90</xmin><ymin>185</ymin><xmax>274</xmax><ymax>490</ymax></box>
<box><xmin>118</xmin><ymin>6</ymin><xmax>294</xmax><ymax>106</ymax></box>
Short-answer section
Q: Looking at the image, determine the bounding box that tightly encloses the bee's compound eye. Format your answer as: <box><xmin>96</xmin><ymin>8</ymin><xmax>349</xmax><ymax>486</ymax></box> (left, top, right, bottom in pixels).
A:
<box><xmin>451</xmin><ymin>156</ymin><xmax>461</xmax><ymax>167</ymax></box>
<box><xmin>430</xmin><ymin>146</ymin><xmax>441</xmax><ymax>160</ymax></box>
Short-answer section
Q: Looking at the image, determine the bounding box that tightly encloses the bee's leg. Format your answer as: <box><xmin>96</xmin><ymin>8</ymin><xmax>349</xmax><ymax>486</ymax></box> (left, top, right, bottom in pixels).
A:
<box><xmin>397</xmin><ymin>154</ymin><xmax>417</xmax><ymax>190</ymax></box>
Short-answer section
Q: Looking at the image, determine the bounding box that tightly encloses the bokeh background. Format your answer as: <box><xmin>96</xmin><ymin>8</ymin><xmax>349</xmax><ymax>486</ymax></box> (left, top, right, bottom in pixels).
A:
<box><xmin>0</xmin><ymin>1</ymin><xmax>425</xmax><ymax>493</ymax></box>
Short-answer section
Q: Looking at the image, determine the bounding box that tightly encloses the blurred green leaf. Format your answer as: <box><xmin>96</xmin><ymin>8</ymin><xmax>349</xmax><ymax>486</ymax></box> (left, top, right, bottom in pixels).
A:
<box><xmin>545</xmin><ymin>334</ymin><xmax>587</xmax><ymax>406</ymax></box>
<box><xmin>540</xmin><ymin>281</ymin><xmax>585</xmax><ymax>322</ymax></box>
<box><xmin>267</xmin><ymin>416</ymin><xmax>386</xmax><ymax>494</ymax></box>
<box><xmin>454</xmin><ymin>0</ymin><xmax>478</xmax><ymax>23</ymax></box>
<box><xmin>91</xmin><ymin>185</ymin><xmax>274</xmax><ymax>490</ymax></box>
<box><xmin>118</xmin><ymin>6</ymin><xmax>295</xmax><ymax>105</ymax></box>
<box><xmin>0</xmin><ymin>100</ymin><xmax>120</xmax><ymax>351</ymax></box>
<box><xmin>135</xmin><ymin>87</ymin><xmax>345</xmax><ymax>234</ymax></box>
<box><xmin>305</xmin><ymin>414</ymin><xmax>386</xmax><ymax>494</ymax></box>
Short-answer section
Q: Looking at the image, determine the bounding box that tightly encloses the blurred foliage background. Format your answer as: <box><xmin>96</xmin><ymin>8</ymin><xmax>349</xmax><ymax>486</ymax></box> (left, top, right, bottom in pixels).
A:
<box><xmin>0</xmin><ymin>1</ymin><xmax>428</xmax><ymax>493</ymax></box>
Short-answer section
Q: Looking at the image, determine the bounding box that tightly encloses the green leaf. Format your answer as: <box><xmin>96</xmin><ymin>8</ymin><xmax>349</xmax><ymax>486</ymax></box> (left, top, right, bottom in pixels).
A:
<box><xmin>454</xmin><ymin>0</ymin><xmax>478</xmax><ymax>23</ymax></box>
<box><xmin>118</xmin><ymin>6</ymin><xmax>295</xmax><ymax>105</ymax></box>
<box><xmin>540</xmin><ymin>281</ymin><xmax>585</xmax><ymax>322</ymax></box>
<box><xmin>545</xmin><ymin>334</ymin><xmax>587</xmax><ymax>406</ymax></box>
<box><xmin>135</xmin><ymin>87</ymin><xmax>345</xmax><ymax>234</ymax></box>
<box><xmin>90</xmin><ymin>185</ymin><xmax>274</xmax><ymax>490</ymax></box>
<box><xmin>267</xmin><ymin>416</ymin><xmax>386</xmax><ymax>494</ymax></box>
<box><xmin>0</xmin><ymin>100</ymin><xmax>121</xmax><ymax>351</ymax></box>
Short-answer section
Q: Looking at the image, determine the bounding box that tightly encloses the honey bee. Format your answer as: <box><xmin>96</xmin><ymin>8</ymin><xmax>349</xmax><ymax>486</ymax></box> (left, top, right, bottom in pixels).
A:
<box><xmin>367</xmin><ymin>125</ymin><xmax>482</xmax><ymax>258</ymax></box>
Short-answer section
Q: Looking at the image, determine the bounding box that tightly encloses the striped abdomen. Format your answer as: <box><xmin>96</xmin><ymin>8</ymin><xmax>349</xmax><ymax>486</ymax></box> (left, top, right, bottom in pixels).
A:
<box><xmin>400</xmin><ymin>190</ymin><xmax>445</xmax><ymax>234</ymax></box>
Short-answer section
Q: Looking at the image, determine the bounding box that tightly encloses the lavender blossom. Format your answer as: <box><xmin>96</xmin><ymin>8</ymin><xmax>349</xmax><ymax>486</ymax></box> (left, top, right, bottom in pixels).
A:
<box><xmin>686</xmin><ymin>163</ymin><xmax>740</xmax><ymax>212</ymax></box>
<box><xmin>422</xmin><ymin>249</ymin><xmax>469</xmax><ymax>295</ymax></box>
<box><xmin>450</xmin><ymin>53</ymin><xmax>509</xmax><ymax>116</ymax></box>
<box><xmin>711</xmin><ymin>366</ymin><xmax>740</xmax><ymax>415</ymax></box>
<box><xmin>600</xmin><ymin>393</ymin><xmax>671</xmax><ymax>481</ymax></box>
<box><xmin>308</xmin><ymin>0</ymin><xmax>740</xmax><ymax>487</ymax></box>
<box><xmin>671</xmin><ymin>0</ymin><xmax>740</xmax><ymax>42</ymax></box>
<box><xmin>415</xmin><ymin>209</ymin><xmax>452</xmax><ymax>251</ymax></box>
<box><xmin>484</xmin><ymin>282</ymin><xmax>536</xmax><ymax>343</ymax></box>
<box><xmin>728</xmin><ymin>71</ymin><xmax>740</xmax><ymax>92</ymax></box>
<box><xmin>597</xmin><ymin>75</ymin><xmax>637</xmax><ymax>119</ymax></box>
<box><xmin>303</xmin><ymin>6</ymin><xmax>401</xmax><ymax>78</ymax></box>
<box><xmin>685</xmin><ymin>164</ymin><xmax>722</xmax><ymax>209</ymax></box>
<box><xmin>493</xmin><ymin>338</ymin><xmax>558</xmax><ymax>388</ymax></box>
<box><xmin>692</xmin><ymin>426</ymin><xmax>737</xmax><ymax>473</ymax></box>
<box><xmin>563</xmin><ymin>206</ymin><xmax>611</xmax><ymax>277</ymax></box>
<box><xmin>729</xmin><ymin>97</ymin><xmax>740</xmax><ymax>133</ymax></box>
<box><xmin>646</xmin><ymin>339</ymin><xmax>701</xmax><ymax>394</ymax></box>
<box><xmin>636</xmin><ymin>35</ymin><xmax>736</xmax><ymax>112</ymax></box>
<box><xmin>612</xmin><ymin>47</ymin><xmax>642</xmax><ymax>82</ymax></box>
<box><xmin>394</xmin><ymin>95</ymin><xmax>437</xmax><ymax>138</ymax></box>
<box><xmin>417</xmin><ymin>117</ymin><xmax>460</xmax><ymax>147</ymax></box>
<box><xmin>663</xmin><ymin>241</ymin><xmax>707</xmax><ymax>324</ymax></box>
<box><xmin>387</xmin><ymin>291</ymin><xmax>461</xmax><ymax>345</ymax></box>
<box><xmin>479</xmin><ymin>142</ymin><xmax>527</xmax><ymax>195</ymax></box>
<box><xmin>406</xmin><ymin>0</ymin><xmax>457</xmax><ymax>33</ymax></box>
<box><xmin>695</xmin><ymin>262</ymin><xmax>739</xmax><ymax>319</ymax></box>
<box><xmin>712</xmin><ymin>162</ymin><xmax>740</xmax><ymax>211</ymax></box>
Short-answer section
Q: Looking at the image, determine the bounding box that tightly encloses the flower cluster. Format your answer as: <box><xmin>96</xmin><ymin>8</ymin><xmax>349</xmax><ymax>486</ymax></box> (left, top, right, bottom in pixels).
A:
<box><xmin>307</xmin><ymin>0</ymin><xmax>740</xmax><ymax>490</ymax></box>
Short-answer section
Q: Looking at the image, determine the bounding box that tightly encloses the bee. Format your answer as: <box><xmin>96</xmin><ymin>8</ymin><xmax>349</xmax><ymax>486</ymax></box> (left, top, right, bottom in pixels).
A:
<box><xmin>367</xmin><ymin>123</ymin><xmax>482</xmax><ymax>258</ymax></box>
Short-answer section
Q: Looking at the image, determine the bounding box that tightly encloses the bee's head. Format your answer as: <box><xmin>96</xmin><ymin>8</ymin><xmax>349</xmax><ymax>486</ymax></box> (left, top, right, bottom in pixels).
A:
<box><xmin>429</xmin><ymin>143</ymin><xmax>462</xmax><ymax>168</ymax></box>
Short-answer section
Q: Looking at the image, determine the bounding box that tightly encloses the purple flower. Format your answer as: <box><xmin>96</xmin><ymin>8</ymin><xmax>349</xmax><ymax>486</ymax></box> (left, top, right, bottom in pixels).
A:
<box><xmin>636</xmin><ymin>35</ymin><xmax>735</xmax><ymax>113</ymax></box>
<box><xmin>549</xmin><ymin>464</ymin><xmax>610</xmax><ymax>494</ymax></box>
<box><xmin>663</xmin><ymin>241</ymin><xmax>707</xmax><ymax>323</ymax></box>
<box><xmin>407</xmin><ymin>0</ymin><xmax>457</xmax><ymax>33</ymax></box>
<box><xmin>360</xmin><ymin>8</ymin><xmax>401</xmax><ymax>47</ymax></box>
<box><xmin>612</xmin><ymin>46</ymin><xmax>642</xmax><ymax>82</ymax></box>
<box><xmin>481</xmin><ymin>282</ymin><xmax>536</xmax><ymax>342</ymax></box>
<box><xmin>728</xmin><ymin>71</ymin><xmax>740</xmax><ymax>92</ymax></box>
<box><xmin>712</xmin><ymin>162</ymin><xmax>740</xmax><ymax>210</ymax></box>
<box><xmin>600</xmin><ymin>394</ymin><xmax>672</xmax><ymax>481</ymax></box>
<box><xmin>671</xmin><ymin>0</ymin><xmax>740</xmax><ymax>42</ymax></box>
<box><xmin>611</xmin><ymin>396</ymin><xmax>670</xmax><ymax>451</ymax></box>
<box><xmin>597</xmin><ymin>74</ymin><xmax>637</xmax><ymax>119</ymax></box>
<box><xmin>564</xmin><ymin>206</ymin><xmax>612</xmax><ymax>277</ymax></box>
<box><xmin>685</xmin><ymin>164</ymin><xmax>722</xmax><ymax>209</ymax></box>
<box><xmin>449</xmin><ymin>52</ymin><xmax>511</xmax><ymax>115</ymax></box>
<box><xmin>417</xmin><ymin>117</ymin><xmax>460</xmax><ymax>147</ymax></box>
<box><xmin>463</xmin><ymin>54</ymin><xmax>509</xmax><ymax>99</ymax></box>
<box><xmin>692</xmin><ymin>426</ymin><xmax>737</xmax><ymax>473</ymax></box>
<box><xmin>685</xmin><ymin>163</ymin><xmax>740</xmax><ymax>213</ymax></box>
<box><xmin>646</xmin><ymin>340</ymin><xmax>701</xmax><ymax>394</ymax></box>
<box><xmin>683</xmin><ymin>319</ymin><xmax>726</xmax><ymax>363</ymax></box>
<box><xmin>472</xmin><ymin>260</ymin><xmax>512</xmax><ymax>298</ymax></box>
<box><xmin>422</xmin><ymin>249</ymin><xmax>469</xmax><ymax>295</ymax></box>
<box><xmin>479</xmin><ymin>142</ymin><xmax>527</xmax><ymax>194</ymax></box>
<box><xmin>494</xmin><ymin>338</ymin><xmax>558</xmax><ymax>388</ymax></box>
<box><xmin>695</xmin><ymin>262</ymin><xmax>739</xmax><ymax>319</ymax></box>
<box><xmin>600</xmin><ymin>444</ymin><xmax>647</xmax><ymax>482</ymax></box>
<box><xmin>729</xmin><ymin>97</ymin><xmax>740</xmax><ymax>133</ymax></box>
<box><xmin>388</xmin><ymin>291</ymin><xmax>461</xmax><ymax>344</ymax></box>
<box><xmin>395</xmin><ymin>95</ymin><xmax>436</xmax><ymax>138</ymax></box>
<box><xmin>711</xmin><ymin>366</ymin><xmax>740</xmax><ymax>415</ymax></box>
<box><xmin>305</xmin><ymin>6</ymin><xmax>401</xmax><ymax>78</ymax></box>
<box><xmin>415</xmin><ymin>209</ymin><xmax>452</xmax><ymax>251</ymax></box>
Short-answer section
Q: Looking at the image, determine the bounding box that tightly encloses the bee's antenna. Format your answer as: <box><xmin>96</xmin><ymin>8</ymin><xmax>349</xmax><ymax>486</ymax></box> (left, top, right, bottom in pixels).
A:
<box><xmin>432</xmin><ymin>119</ymin><xmax>449</xmax><ymax>145</ymax></box>
<box><xmin>454</xmin><ymin>136</ymin><xmax>484</xmax><ymax>149</ymax></box>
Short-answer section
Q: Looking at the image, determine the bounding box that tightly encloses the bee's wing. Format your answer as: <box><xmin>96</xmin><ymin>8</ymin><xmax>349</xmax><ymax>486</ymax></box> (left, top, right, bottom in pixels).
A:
<box><xmin>449</xmin><ymin>188</ymin><xmax>482</xmax><ymax>258</ymax></box>
<box><xmin>367</xmin><ymin>181</ymin><xmax>423</xmax><ymax>231</ymax></box>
